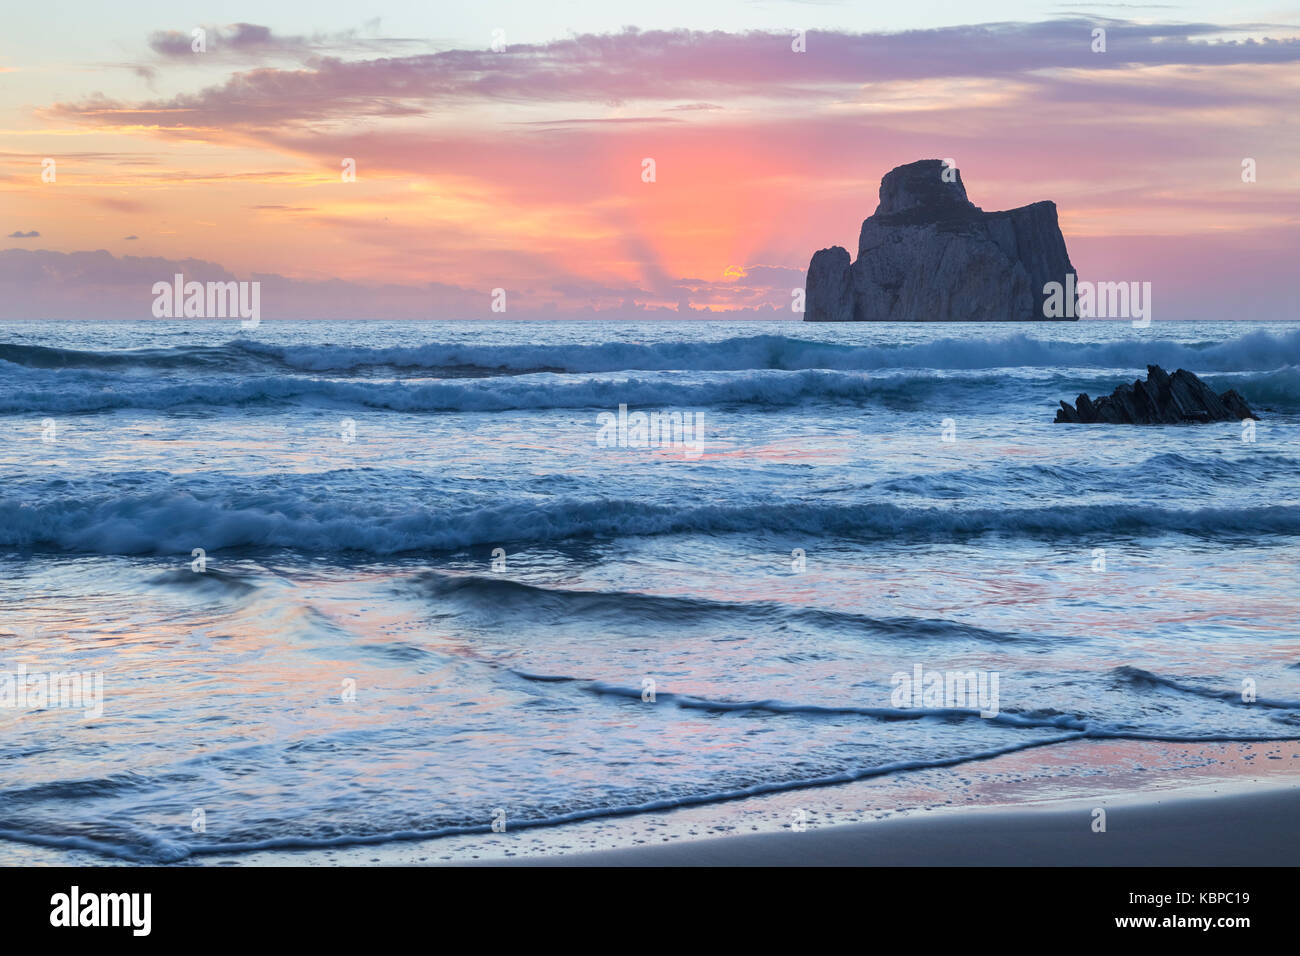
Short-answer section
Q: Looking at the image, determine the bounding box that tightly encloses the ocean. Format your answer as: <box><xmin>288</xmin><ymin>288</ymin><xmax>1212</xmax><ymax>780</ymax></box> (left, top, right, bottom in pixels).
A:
<box><xmin>1</xmin><ymin>318</ymin><xmax>1298</xmax><ymax>864</ymax></box>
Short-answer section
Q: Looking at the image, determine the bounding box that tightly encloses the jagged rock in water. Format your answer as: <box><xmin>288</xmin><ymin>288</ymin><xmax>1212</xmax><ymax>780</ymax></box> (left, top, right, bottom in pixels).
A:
<box><xmin>804</xmin><ymin>159</ymin><xmax>1077</xmax><ymax>321</ymax></box>
<box><xmin>1054</xmin><ymin>365</ymin><xmax>1258</xmax><ymax>424</ymax></box>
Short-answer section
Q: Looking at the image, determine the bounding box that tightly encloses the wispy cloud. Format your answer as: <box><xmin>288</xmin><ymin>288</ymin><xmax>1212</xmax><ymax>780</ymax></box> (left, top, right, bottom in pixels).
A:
<box><xmin>49</xmin><ymin>21</ymin><xmax>1300</xmax><ymax>131</ymax></box>
<box><xmin>147</xmin><ymin>19</ymin><xmax>429</xmax><ymax>63</ymax></box>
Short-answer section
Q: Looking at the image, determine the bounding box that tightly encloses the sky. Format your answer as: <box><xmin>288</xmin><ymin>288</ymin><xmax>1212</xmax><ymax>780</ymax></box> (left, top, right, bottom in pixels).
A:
<box><xmin>1</xmin><ymin>1</ymin><xmax>1298</xmax><ymax>319</ymax></box>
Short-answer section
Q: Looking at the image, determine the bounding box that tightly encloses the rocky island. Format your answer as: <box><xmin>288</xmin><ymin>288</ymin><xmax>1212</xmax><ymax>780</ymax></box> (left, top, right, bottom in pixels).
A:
<box><xmin>804</xmin><ymin>159</ymin><xmax>1077</xmax><ymax>322</ymax></box>
<box><xmin>1055</xmin><ymin>365</ymin><xmax>1257</xmax><ymax>424</ymax></box>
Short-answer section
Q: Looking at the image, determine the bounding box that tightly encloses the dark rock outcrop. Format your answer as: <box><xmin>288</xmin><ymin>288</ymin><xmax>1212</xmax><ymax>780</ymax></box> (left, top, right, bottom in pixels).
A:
<box><xmin>804</xmin><ymin>245</ymin><xmax>853</xmax><ymax>323</ymax></box>
<box><xmin>1055</xmin><ymin>365</ymin><xmax>1257</xmax><ymax>424</ymax></box>
<box><xmin>805</xmin><ymin>159</ymin><xmax>1077</xmax><ymax>321</ymax></box>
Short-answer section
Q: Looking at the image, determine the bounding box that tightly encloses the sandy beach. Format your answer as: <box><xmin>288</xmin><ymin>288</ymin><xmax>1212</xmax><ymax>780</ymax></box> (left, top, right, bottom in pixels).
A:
<box><xmin>379</xmin><ymin>738</ymin><xmax>1300</xmax><ymax>868</ymax></box>
<box><xmin>503</xmin><ymin>782</ymin><xmax>1300</xmax><ymax>866</ymax></box>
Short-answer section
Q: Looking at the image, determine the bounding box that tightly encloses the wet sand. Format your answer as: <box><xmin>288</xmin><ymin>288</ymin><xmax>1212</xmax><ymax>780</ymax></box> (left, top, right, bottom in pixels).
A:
<box><xmin>500</xmin><ymin>780</ymin><xmax>1300</xmax><ymax>866</ymax></box>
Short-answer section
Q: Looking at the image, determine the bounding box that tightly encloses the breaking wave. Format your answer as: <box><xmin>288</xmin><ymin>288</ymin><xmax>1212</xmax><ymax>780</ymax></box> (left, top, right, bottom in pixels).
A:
<box><xmin>3</xmin><ymin>493</ymin><xmax>1299</xmax><ymax>555</ymax></box>
<box><xmin>2</xmin><ymin>328</ymin><xmax>1300</xmax><ymax>376</ymax></box>
<box><xmin>0</xmin><ymin>365</ymin><xmax>1296</xmax><ymax>414</ymax></box>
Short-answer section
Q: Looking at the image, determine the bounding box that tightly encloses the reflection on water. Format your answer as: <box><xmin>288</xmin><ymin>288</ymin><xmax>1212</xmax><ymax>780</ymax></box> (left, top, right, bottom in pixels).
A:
<box><xmin>0</xmin><ymin>319</ymin><xmax>1298</xmax><ymax>862</ymax></box>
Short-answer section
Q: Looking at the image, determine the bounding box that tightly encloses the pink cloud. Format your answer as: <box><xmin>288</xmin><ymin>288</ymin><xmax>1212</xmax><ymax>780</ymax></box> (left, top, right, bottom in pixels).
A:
<box><xmin>48</xmin><ymin>22</ymin><xmax>1300</xmax><ymax>129</ymax></box>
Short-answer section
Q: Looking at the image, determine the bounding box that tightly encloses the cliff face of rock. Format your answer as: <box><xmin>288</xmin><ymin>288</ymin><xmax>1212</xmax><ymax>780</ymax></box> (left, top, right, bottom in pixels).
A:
<box><xmin>1055</xmin><ymin>365</ymin><xmax>1257</xmax><ymax>424</ymax></box>
<box><xmin>805</xmin><ymin>160</ymin><xmax>1077</xmax><ymax>321</ymax></box>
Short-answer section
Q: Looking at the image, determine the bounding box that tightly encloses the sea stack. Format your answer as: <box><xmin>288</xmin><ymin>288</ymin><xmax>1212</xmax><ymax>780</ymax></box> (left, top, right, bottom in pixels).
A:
<box><xmin>804</xmin><ymin>160</ymin><xmax>1077</xmax><ymax>322</ymax></box>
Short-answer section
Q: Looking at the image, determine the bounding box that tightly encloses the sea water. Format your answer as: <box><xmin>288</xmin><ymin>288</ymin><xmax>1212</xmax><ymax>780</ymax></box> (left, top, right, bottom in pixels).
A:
<box><xmin>0</xmin><ymin>318</ymin><xmax>1297</xmax><ymax>862</ymax></box>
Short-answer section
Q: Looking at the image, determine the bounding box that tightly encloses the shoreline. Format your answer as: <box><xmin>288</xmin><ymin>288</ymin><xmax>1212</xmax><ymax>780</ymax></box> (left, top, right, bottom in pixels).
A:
<box><xmin>441</xmin><ymin>738</ymin><xmax>1300</xmax><ymax>868</ymax></box>
<box><xmin>1</xmin><ymin>736</ymin><xmax>1297</xmax><ymax>867</ymax></box>
<box><xmin>500</xmin><ymin>780</ymin><xmax>1300</xmax><ymax>866</ymax></box>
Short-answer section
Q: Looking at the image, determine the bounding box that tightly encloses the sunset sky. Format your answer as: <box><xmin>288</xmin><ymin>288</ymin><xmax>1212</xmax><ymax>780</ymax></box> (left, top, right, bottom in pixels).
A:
<box><xmin>2</xmin><ymin>1</ymin><xmax>1298</xmax><ymax>319</ymax></box>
